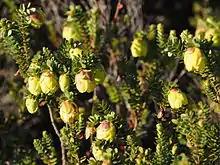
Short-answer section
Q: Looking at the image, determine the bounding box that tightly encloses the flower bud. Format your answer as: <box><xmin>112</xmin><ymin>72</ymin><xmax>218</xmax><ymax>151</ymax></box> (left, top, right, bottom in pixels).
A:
<box><xmin>136</xmin><ymin>153</ymin><xmax>144</xmax><ymax>165</ymax></box>
<box><xmin>59</xmin><ymin>74</ymin><xmax>70</xmax><ymax>92</ymax></box>
<box><xmin>28</xmin><ymin>61</ymin><xmax>41</xmax><ymax>72</ymax></box>
<box><xmin>195</xmin><ymin>27</ymin><xmax>205</xmax><ymax>39</ymax></box>
<box><xmin>210</xmin><ymin>101</ymin><xmax>220</xmax><ymax>113</ymax></box>
<box><xmin>172</xmin><ymin>144</ymin><xmax>178</xmax><ymax>155</ymax></box>
<box><xmin>168</xmin><ymin>89</ymin><xmax>188</xmax><ymax>109</ymax></box>
<box><xmin>65</xmin><ymin>5</ymin><xmax>80</xmax><ymax>21</ymax></box>
<box><xmin>205</xmin><ymin>28</ymin><xmax>220</xmax><ymax>46</ymax></box>
<box><xmin>40</xmin><ymin>70</ymin><xmax>59</xmax><ymax>95</ymax></box>
<box><xmin>210</xmin><ymin>101</ymin><xmax>220</xmax><ymax>122</ymax></box>
<box><xmin>75</xmin><ymin>70</ymin><xmax>96</xmax><ymax>93</ymax></box>
<box><xmin>102</xmin><ymin>159</ymin><xmax>112</xmax><ymax>165</ymax></box>
<box><xmin>27</xmin><ymin>76</ymin><xmax>41</xmax><ymax>96</ymax></box>
<box><xmin>176</xmin><ymin>153</ymin><xmax>190</xmax><ymax>165</ymax></box>
<box><xmin>200</xmin><ymin>80</ymin><xmax>209</xmax><ymax>92</ymax></box>
<box><xmin>92</xmin><ymin>143</ymin><xmax>104</xmax><ymax>161</ymax></box>
<box><xmin>62</xmin><ymin>24</ymin><xmax>82</xmax><ymax>41</ymax></box>
<box><xmin>69</xmin><ymin>47</ymin><xmax>83</xmax><ymax>59</ymax></box>
<box><xmin>85</xmin><ymin>126</ymin><xmax>96</xmax><ymax>139</ymax></box>
<box><xmin>96</xmin><ymin>121</ymin><xmax>116</xmax><ymax>142</ymax></box>
<box><xmin>60</xmin><ymin>100</ymin><xmax>78</xmax><ymax>123</ymax></box>
<box><xmin>183</xmin><ymin>47</ymin><xmax>206</xmax><ymax>72</ymax></box>
<box><xmin>93</xmin><ymin>64</ymin><xmax>106</xmax><ymax>85</ymax></box>
<box><xmin>25</xmin><ymin>98</ymin><xmax>38</xmax><ymax>114</ymax></box>
<box><xmin>130</xmin><ymin>38</ymin><xmax>147</xmax><ymax>57</ymax></box>
<box><xmin>62</xmin><ymin>26</ymin><xmax>72</xmax><ymax>41</ymax></box>
<box><xmin>186</xmin><ymin>139</ymin><xmax>193</xmax><ymax>149</ymax></box>
<box><xmin>28</xmin><ymin>11</ymin><xmax>44</xmax><ymax>28</ymax></box>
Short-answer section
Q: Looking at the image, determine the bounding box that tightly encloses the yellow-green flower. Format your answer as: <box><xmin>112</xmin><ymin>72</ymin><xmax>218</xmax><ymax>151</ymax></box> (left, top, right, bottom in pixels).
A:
<box><xmin>28</xmin><ymin>9</ymin><xmax>45</xmax><ymax>28</ymax></box>
<box><xmin>40</xmin><ymin>70</ymin><xmax>59</xmax><ymax>95</ymax></box>
<box><xmin>69</xmin><ymin>47</ymin><xmax>83</xmax><ymax>59</ymax></box>
<box><xmin>25</xmin><ymin>98</ymin><xmax>38</xmax><ymax>114</ymax></box>
<box><xmin>96</xmin><ymin>121</ymin><xmax>116</xmax><ymax>142</ymax></box>
<box><xmin>195</xmin><ymin>27</ymin><xmax>205</xmax><ymax>39</ymax></box>
<box><xmin>184</xmin><ymin>47</ymin><xmax>206</xmax><ymax>72</ymax></box>
<box><xmin>62</xmin><ymin>26</ymin><xmax>73</xmax><ymax>41</ymax></box>
<box><xmin>85</xmin><ymin>126</ymin><xmax>96</xmax><ymax>139</ymax></box>
<box><xmin>175</xmin><ymin>153</ymin><xmax>190</xmax><ymax>165</ymax></box>
<box><xmin>28</xmin><ymin>61</ymin><xmax>41</xmax><ymax>72</ymax></box>
<box><xmin>210</xmin><ymin>101</ymin><xmax>220</xmax><ymax>113</ymax></box>
<box><xmin>92</xmin><ymin>143</ymin><xmax>104</xmax><ymax>161</ymax></box>
<box><xmin>130</xmin><ymin>38</ymin><xmax>147</xmax><ymax>57</ymax></box>
<box><xmin>168</xmin><ymin>89</ymin><xmax>188</xmax><ymax>109</ymax></box>
<box><xmin>205</xmin><ymin>28</ymin><xmax>220</xmax><ymax>46</ymax></box>
<box><xmin>93</xmin><ymin>64</ymin><xmax>106</xmax><ymax>85</ymax></box>
<box><xmin>62</xmin><ymin>24</ymin><xmax>82</xmax><ymax>41</ymax></box>
<box><xmin>75</xmin><ymin>70</ymin><xmax>96</xmax><ymax>93</ymax></box>
<box><xmin>102</xmin><ymin>159</ymin><xmax>112</xmax><ymax>165</ymax></box>
<box><xmin>60</xmin><ymin>100</ymin><xmax>78</xmax><ymax>123</ymax></box>
<box><xmin>59</xmin><ymin>73</ymin><xmax>70</xmax><ymax>92</ymax></box>
<box><xmin>27</xmin><ymin>76</ymin><xmax>41</xmax><ymax>96</ymax></box>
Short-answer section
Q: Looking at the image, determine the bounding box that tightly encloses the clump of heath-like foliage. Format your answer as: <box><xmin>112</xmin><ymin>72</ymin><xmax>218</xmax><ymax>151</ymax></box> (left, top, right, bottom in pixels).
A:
<box><xmin>0</xmin><ymin>2</ymin><xmax>219</xmax><ymax>165</ymax></box>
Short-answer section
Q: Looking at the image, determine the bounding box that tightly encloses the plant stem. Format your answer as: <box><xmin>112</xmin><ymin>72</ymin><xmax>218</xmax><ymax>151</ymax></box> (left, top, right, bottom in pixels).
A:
<box><xmin>113</xmin><ymin>0</ymin><xmax>122</xmax><ymax>22</ymax></box>
<box><xmin>47</xmin><ymin>104</ymin><xmax>66</xmax><ymax>165</ymax></box>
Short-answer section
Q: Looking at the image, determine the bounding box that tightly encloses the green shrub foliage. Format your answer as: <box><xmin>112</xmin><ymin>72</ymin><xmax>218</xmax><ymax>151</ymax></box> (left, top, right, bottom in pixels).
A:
<box><xmin>0</xmin><ymin>2</ymin><xmax>220</xmax><ymax>165</ymax></box>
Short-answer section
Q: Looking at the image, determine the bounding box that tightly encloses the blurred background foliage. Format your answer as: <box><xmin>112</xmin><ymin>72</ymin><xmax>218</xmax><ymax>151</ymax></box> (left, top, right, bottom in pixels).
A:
<box><xmin>0</xmin><ymin>0</ymin><xmax>219</xmax><ymax>163</ymax></box>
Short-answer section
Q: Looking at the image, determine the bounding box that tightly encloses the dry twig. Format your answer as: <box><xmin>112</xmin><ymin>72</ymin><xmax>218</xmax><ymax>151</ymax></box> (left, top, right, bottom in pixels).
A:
<box><xmin>47</xmin><ymin>104</ymin><xmax>66</xmax><ymax>165</ymax></box>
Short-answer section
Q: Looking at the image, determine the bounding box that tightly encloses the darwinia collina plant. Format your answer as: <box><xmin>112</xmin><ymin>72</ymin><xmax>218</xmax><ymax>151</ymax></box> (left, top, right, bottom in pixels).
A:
<box><xmin>0</xmin><ymin>2</ymin><xmax>220</xmax><ymax>165</ymax></box>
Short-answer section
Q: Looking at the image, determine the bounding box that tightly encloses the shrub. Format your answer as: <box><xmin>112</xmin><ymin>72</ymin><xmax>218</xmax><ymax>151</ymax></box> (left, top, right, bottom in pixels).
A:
<box><xmin>0</xmin><ymin>2</ymin><xmax>219</xmax><ymax>165</ymax></box>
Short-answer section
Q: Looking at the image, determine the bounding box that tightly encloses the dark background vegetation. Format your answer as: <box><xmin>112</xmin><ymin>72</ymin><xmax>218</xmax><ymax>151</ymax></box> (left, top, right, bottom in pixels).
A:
<box><xmin>0</xmin><ymin>0</ymin><xmax>219</xmax><ymax>162</ymax></box>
